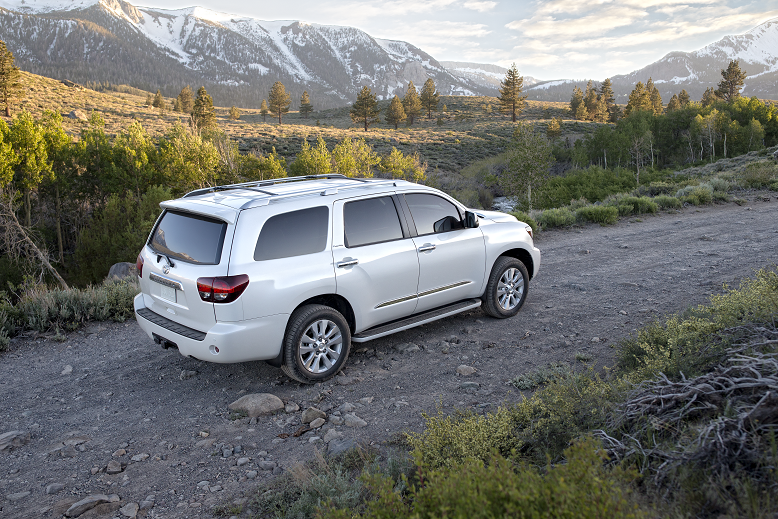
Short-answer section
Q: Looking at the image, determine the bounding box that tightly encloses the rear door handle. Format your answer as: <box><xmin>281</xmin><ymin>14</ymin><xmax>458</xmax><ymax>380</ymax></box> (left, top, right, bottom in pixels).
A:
<box><xmin>418</xmin><ymin>244</ymin><xmax>436</xmax><ymax>252</ymax></box>
<box><xmin>337</xmin><ymin>259</ymin><xmax>359</xmax><ymax>268</ymax></box>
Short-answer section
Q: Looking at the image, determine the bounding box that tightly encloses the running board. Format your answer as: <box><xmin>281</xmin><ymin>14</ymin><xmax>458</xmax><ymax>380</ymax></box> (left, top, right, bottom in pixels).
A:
<box><xmin>352</xmin><ymin>298</ymin><xmax>482</xmax><ymax>343</ymax></box>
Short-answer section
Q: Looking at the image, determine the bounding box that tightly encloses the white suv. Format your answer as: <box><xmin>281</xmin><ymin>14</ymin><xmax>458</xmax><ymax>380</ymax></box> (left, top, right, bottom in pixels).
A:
<box><xmin>134</xmin><ymin>175</ymin><xmax>540</xmax><ymax>383</ymax></box>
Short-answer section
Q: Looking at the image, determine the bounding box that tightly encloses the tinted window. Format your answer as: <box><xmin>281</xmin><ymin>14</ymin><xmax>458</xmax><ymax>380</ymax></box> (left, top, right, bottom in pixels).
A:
<box><xmin>404</xmin><ymin>194</ymin><xmax>463</xmax><ymax>235</ymax></box>
<box><xmin>254</xmin><ymin>206</ymin><xmax>329</xmax><ymax>261</ymax></box>
<box><xmin>344</xmin><ymin>196</ymin><xmax>404</xmax><ymax>248</ymax></box>
<box><xmin>149</xmin><ymin>211</ymin><xmax>227</xmax><ymax>265</ymax></box>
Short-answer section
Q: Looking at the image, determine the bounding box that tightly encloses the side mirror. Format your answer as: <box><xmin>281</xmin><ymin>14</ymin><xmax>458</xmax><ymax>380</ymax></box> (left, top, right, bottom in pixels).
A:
<box><xmin>464</xmin><ymin>211</ymin><xmax>480</xmax><ymax>228</ymax></box>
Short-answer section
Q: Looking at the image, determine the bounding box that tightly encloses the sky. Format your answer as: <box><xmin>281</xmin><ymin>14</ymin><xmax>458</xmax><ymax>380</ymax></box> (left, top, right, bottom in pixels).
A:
<box><xmin>144</xmin><ymin>0</ymin><xmax>778</xmax><ymax>80</ymax></box>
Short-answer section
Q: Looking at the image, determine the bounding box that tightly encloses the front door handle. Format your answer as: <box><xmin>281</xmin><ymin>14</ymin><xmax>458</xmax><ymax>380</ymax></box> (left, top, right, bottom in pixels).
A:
<box><xmin>418</xmin><ymin>244</ymin><xmax>436</xmax><ymax>252</ymax></box>
<box><xmin>337</xmin><ymin>259</ymin><xmax>359</xmax><ymax>268</ymax></box>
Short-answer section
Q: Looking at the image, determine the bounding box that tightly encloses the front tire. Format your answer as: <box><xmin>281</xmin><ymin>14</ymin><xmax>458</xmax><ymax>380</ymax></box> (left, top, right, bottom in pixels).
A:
<box><xmin>282</xmin><ymin>305</ymin><xmax>351</xmax><ymax>384</ymax></box>
<box><xmin>482</xmin><ymin>257</ymin><xmax>529</xmax><ymax>319</ymax></box>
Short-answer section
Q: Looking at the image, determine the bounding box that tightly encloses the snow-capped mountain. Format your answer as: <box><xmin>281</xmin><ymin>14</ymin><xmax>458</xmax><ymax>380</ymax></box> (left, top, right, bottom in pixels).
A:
<box><xmin>611</xmin><ymin>17</ymin><xmax>778</xmax><ymax>101</ymax></box>
<box><xmin>0</xmin><ymin>0</ymin><xmax>482</xmax><ymax>108</ymax></box>
<box><xmin>439</xmin><ymin>61</ymin><xmax>539</xmax><ymax>95</ymax></box>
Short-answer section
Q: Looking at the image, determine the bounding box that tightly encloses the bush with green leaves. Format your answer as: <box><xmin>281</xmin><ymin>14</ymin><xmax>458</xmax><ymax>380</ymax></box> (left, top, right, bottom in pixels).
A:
<box><xmin>676</xmin><ymin>183</ymin><xmax>714</xmax><ymax>205</ymax></box>
<box><xmin>535</xmin><ymin>207</ymin><xmax>576</xmax><ymax>228</ymax></box>
<box><xmin>575</xmin><ymin>205</ymin><xmax>618</xmax><ymax>225</ymax></box>
<box><xmin>740</xmin><ymin>161</ymin><xmax>778</xmax><ymax>188</ymax></box>
<box><xmin>653</xmin><ymin>194</ymin><xmax>682</xmax><ymax>209</ymax></box>
<box><xmin>510</xmin><ymin>361</ymin><xmax>572</xmax><ymax>390</ymax></box>
<box><xmin>608</xmin><ymin>196</ymin><xmax>658</xmax><ymax>216</ymax></box>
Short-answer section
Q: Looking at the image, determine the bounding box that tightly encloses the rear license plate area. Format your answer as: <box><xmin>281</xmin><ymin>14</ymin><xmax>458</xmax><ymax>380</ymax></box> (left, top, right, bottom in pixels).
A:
<box><xmin>159</xmin><ymin>284</ymin><xmax>177</xmax><ymax>303</ymax></box>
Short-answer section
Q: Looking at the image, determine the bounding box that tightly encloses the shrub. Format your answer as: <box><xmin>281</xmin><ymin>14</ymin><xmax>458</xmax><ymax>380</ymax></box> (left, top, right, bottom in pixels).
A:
<box><xmin>576</xmin><ymin>205</ymin><xmax>618</xmax><ymax>225</ymax></box>
<box><xmin>708</xmin><ymin>177</ymin><xmax>730</xmax><ymax>192</ymax></box>
<box><xmin>676</xmin><ymin>184</ymin><xmax>713</xmax><ymax>205</ymax></box>
<box><xmin>635</xmin><ymin>181</ymin><xmax>676</xmax><ymax>196</ymax></box>
<box><xmin>508</xmin><ymin>211</ymin><xmax>538</xmax><ymax>234</ymax></box>
<box><xmin>740</xmin><ymin>161</ymin><xmax>777</xmax><ymax>188</ymax></box>
<box><xmin>511</xmin><ymin>361</ymin><xmax>571</xmax><ymax>390</ymax></box>
<box><xmin>653</xmin><ymin>195</ymin><xmax>682</xmax><ymax>209</ymax></box>
<box><xmin>535</xmin><ymin>207</ymin><xmax>576</xmax><ymax>228</ymax></box>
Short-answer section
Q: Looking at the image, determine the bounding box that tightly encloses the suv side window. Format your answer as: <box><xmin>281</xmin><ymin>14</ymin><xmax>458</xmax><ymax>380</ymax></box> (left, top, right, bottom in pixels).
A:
<box><xmin>254</xmin><ymin>206</ymin><xmax>329</xmax><ymax>261</ymax></box>
<box><xmin>344</xmin><ymin>196</ymin><xmax>404</xmax><ymax>248</ymax></box>
<box><xmin>404</xmin><ymin>193</ymin><xmax>463</xmax><ymax>236</ymax></box>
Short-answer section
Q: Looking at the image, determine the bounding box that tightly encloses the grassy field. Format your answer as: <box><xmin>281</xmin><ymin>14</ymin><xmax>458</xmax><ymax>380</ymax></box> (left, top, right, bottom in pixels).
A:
<box><xmin>5</xmin><ymin>71</ymin><xmax>591</xmax><ymax>175</ymax></box>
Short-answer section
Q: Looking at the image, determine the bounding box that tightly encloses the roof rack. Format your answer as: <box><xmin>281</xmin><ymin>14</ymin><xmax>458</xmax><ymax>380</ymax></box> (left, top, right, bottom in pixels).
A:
<box><xmin>182</xmin><ymin>174</ymin><xmax>372</xmax><ymax>198</ymax></box>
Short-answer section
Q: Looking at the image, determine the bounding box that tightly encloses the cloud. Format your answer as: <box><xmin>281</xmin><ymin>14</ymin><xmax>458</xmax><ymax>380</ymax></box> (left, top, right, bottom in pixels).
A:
<box><xmin>507</xmin><ymin>6</ymin><xmax>647</xmax><ymax>38</ymax></box>
<box><xmin>462</xmin><ymin>0</ymin><xmax>496</xmax><ymax>12</ymax></box>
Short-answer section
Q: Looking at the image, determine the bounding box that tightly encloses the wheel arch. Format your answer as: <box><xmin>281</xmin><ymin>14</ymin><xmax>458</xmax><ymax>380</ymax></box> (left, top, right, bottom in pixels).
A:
<box><xmin>498</xmin><ymin>248</ymin><xmax>535</xmax><ymax>280</ymax></box>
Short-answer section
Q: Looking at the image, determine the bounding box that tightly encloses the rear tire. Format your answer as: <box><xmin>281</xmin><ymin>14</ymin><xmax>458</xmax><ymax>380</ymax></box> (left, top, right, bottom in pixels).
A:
<box><xmin>282</xmin><ymin>304</ymin><xmax>351</xmax><ymax>384</ymax></box>
<box><xmin>482</xmin><ymin>257</ymin><xmax>529</xmax><ymax>319</ymax></box>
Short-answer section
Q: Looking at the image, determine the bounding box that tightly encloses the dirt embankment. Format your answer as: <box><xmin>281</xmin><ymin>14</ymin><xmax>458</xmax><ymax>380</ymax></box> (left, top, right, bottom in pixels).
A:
<box><xmin>1</xmin><ymin>196</ymin><xmax>777</xmax><ymax>518</ymax></box>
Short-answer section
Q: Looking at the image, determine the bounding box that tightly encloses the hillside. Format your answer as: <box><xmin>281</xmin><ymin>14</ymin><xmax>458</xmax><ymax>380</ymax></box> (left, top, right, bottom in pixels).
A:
<box><xmin>0</xmin><ymin>0</ymin><xmax>484</xmax><ymax>109</ymax></box>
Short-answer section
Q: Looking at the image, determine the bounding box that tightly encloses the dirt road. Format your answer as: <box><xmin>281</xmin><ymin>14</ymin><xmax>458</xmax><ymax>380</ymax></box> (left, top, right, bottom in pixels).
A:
<box><xmin>2</xmin><ymin>196</ymin><xmax>777</xmax><ymax>518</ymax></box>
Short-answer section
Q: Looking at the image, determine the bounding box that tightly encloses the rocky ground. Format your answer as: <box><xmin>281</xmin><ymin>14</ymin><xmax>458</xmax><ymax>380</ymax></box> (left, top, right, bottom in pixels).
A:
<box><xmin>2</xmin><ymin>194</ymin><xmax>778</xmax><ymax>519</ymax></box>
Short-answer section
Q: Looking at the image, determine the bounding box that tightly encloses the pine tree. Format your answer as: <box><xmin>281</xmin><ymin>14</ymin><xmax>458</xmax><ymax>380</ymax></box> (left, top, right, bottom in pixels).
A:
<box><xmin>259</xmin><ymin>99</ymin><xmax>269</xmax><ymax>122</ymax></box>
<box><xmin>701</xmin><ymin>87</ymin><xmax>719</xmax><ymax>108</ymax></box>
<box><xmin>575</xmin><ymin>102</ymin><xmax>588</xmax><ymax>121</ymax></box>
<box><xmin>144</xmin><ymin>93</ymin><xmax>153</xmax><ymax>107</ymax></box>
<box><xmin>268</xmin><ymin>82</ymin><xmax>291</xmax><ymax>124</ymax></box>
<box><xmin>0</xmin><ymin>41</ymin><xmax>24</xmax><ymax>117</ymax></box>
<box><xmin>624</xmin><ymin>81</ymin><xmax>652</xmax><ymax>116</ymax></box>
<box><xmin>191</xmin><ymin>86</ymin><xmax>217</xmax><ymax>131</ymax></box>
<box><xmin>173</xmin><ymin>97</ymin><xmax>182</xmax><ymax>112</ymax></box>
<box><xmin>599</xmin><ymin>78</ymin><xmax>617</xmax><ymax>122</ymax></box>
<box><xmin>299</xmin><ymin>91</ymin><xmax>313</xmax><ymax>118</ymax></box>
<box><xmin>177</xmin><ymin>86</ymin><xmax>195</xmax><ymax>114</ymax></box>
<box><xmin>546</xmin><ymin>117</ymin><xmax>562</xmax><ymax>140</ymax></box>
<box><xmin>645</xmin><ymin>78</ymin><xmax>663</xmax><ymax>115</ymax></box>
<box><xmin>678</xmin><ymin>89</ymin><xmax>691</xmax><ymax>107</ymax></box>
<box><xmin>152</xmin><ymin>90</ymin><xmax>164</xmax><ymax>109</ymax></box>
<box><xmin>420</xmin><ymin>78</ymin><xmax>439</xmax><ymax>119</ymax></box>
<box><xmin>666</xmin><ymin>94</ymin><xmax>681</xmax><ymax>112</ymax></box>
<box><xmin>402</xmin><ymin>81</ymin><xmax>422</xmax><ymax>125</ymax></box>
<box><xmin>583</xmin><ymin>81</ymin><xmax>597</xmax><ymax>121</ymax></box>
<box><xmin>350</xmin><ymin>86</ymin><xmax>380</xmax><ymax>131</ymax></box>
<box><xmin>385</xmin><ymin>95</ymin><xmax>406</xmax><ymax>129</ymax></box>
<box><xmin>498</xmin><ymin>63</ymin><xmax>527</xmax><ymax>122</ymax></box>
<box><xmin>229</xmin><ymin>106</ymin><xmax>240</xmax><ymax>120</ymax></box>
<box><xmin>715</xmin><ymin>60</ymin><xmax>747</xmax><ymax>102</ymax></box>
<box><xmin>569</xmin><ymin>86</ymin><xmax>584</xmax><ymax>120</ymax></box>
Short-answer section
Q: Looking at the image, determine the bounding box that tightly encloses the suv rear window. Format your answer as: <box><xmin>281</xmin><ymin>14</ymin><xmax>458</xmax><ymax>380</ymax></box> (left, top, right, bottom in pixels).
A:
<box><xmin>149</xmin><ymin>211</ymin><xmax>227</xmax><ymax>265</ymax></box>
<box><xmin>254</xmin><ymin>206</ymin><xmax>329</xmax><ymax>261</ymax></box>
<box><xmin>344</xmin><ymin>196</ymin><xmax>404</xmax><ymax>248</ymax></box>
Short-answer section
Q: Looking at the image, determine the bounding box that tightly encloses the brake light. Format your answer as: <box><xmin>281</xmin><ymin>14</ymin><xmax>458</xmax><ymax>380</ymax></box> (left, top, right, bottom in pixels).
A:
<box><xmin>196</xmin><ymin>275</ymin><xmax>249</xmax><ymax>303</ymax></box>
<box><xmin>136</xmin><ymin>253</ymin><xmax>144</xmax><ymax>278</ymax></box>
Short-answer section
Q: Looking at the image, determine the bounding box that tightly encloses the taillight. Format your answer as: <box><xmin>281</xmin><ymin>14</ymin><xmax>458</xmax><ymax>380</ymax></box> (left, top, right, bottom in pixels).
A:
<box><xmin>196</xmin><ymin>275</ymin><xmax>249</xmax><ymax>304</ymax></box>
<box><xmin>136</xmin><ymin>253</ymin><xmax>144</xmax><ymax>278</ymax></box>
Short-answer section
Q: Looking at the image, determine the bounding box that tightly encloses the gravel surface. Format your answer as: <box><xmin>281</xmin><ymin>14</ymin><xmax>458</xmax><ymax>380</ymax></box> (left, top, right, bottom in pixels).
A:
<box><xmin>2</xmin><ymin>195</ymin><xmax>777</xmax><ymax>518</ymax></box>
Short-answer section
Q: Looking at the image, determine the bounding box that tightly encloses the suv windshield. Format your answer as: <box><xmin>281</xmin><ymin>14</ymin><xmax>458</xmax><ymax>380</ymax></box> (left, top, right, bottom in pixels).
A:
<box><xmin>149</xmin><ymin>211</ymin><xmax>227</xmax><ymax>265</ymax></box>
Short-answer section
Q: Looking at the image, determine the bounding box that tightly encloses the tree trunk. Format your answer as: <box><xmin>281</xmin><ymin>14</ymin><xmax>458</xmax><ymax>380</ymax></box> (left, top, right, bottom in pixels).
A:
<box><xmin>364</xmin><ymin>118</ymin><xmax>368</xmax><ymax>132</ymax></box>
<box><xmin>24</xmin><ymin>188</ymin><xmax>31</xmax><ymax>227</ymax></box>
<box><xmin>55</xmin><ymin>184</ymin><xmax>64</xmax><ymax>263</ymax></box>
<box><xmin>604</xmin><ymin>149</ymin><xmax>607</xmax><ymax>169</ymax></box>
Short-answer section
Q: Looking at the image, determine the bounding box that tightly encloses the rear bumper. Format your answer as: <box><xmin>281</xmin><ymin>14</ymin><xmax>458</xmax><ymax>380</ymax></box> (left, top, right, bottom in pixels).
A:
<box><xmin>134</xmin><ymin>294</ymin><xmax>288</xmax><ymax>363</ymax></box>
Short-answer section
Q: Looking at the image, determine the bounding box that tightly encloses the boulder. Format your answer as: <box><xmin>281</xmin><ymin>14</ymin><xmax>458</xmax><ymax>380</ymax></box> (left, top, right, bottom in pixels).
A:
<box><xmin>228</xmin><ymin>393</ymin><xmax>284</xmax><ymax>417</ymax></box>
<box><xmin>65</xmin><ymin>494</ymin><xmax>112</xmax><ymax>517</ymax></box>
<box><xmin>67</xmin><ymin>110</ymin><xmax>88</xmax><ymax>121</ymax></box>
<box><xmin>301</xmin><ymin>407</ymin><xmax>326</xmax><ymax>424</ymax></box>
<box><xmin>0</xmin><ymin>430</ymin><xmax>30</xmax><ymax>452</ymax></box>
<box><xmin>107</xmin><ymin>262</ymin><xmax>138</xmax><ymax>281</ymax></box>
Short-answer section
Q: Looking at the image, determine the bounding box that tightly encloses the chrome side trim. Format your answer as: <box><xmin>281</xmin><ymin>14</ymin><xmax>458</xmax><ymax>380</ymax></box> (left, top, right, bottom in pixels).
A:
<box><xmin>417</xmin><ymin>281</ymin><xmax>470</xmax><ymax>298</ymax></box>
<box><xmin>149</xmin><ymin>273</ymin><xmax>183</xmax><ymax>291</ymax></box>
<box><xmin>375</xmin><ymin>294</ymin><xmax>418</xmax><ymax>309</ymax></box>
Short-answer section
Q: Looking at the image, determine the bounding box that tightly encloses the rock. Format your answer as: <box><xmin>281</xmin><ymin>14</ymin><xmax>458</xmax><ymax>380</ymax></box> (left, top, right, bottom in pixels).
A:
<box><xmin>139</xmin><ymin>495</ymin><xmax>155</xmax><ymax>511</ymax></box>
<box><xmin>344</xmin><ymin>413</ymin><xmax>367</xmax><ymax>427</ymax></box>
<box><xmin>394</xmin><ymin>343</ymin><xmax>420</xmax><ymax>353</ymax></box>
<box><xmin>61</xmin><ymin>365</ymin><xmax>73</xmax><ymax>375</ymax></box>
<box><xmin>457</xmin><ymin>365</ymin><xmax>477</xmax><ymax>376</ymax></box>
<box><xmin>106</xmin><ymin>460</ymin><xmax>123</xmax><ymax>474</ymax></box>
<box><xmin>460</xmin><ymin>382</ymin><xmax>480</xmax><ymax>390</ymax></box>
<box><xmin>130</xmin><ymin>453</ymin><xmax>149</xmax><ymax>462</ymax></box>
<box><xmin>229</xmin><ymin>393</ymin><xmax>284</xmax><ymax>417</ymax></box>
<box><xmin>120</xmin><ymin>502</ymin><xmax>139</xmax><ymax>517</ymax></box>
<box><xmin>591</xmin><ymin>337</ymin><xmax>600</xmax><ymax>343</ymax></box>
<box><xmin>336</xmin><ymin>376</ymin><xmax>358</xmax><ymax>385</ymax></box>
<box><xmin>65</xmin><ymin>494</ymin><xmax>112</xmax><ymax>517</ymax></box>
<box><xmin>46</xmin><ymin>483</ymin><xmax>65</xmax><ymax>495</ymax></box>
<box><xmin>0</xmin><ymin>430</ymin><xmax>30</xmax><ymax>451</ymax></box>
<box><xmin>323</xmin><ymin>429</ymin><xmax>343</xmax><ymax>443</ymax></box>
<box><xmin>309</xmin><ymin>436</ymin><xmax>322</xmax><ymax>443</ymax></box>
<box><xmin>329</xmin><ymin>416</ymin><xmax>344</xmax><ymax>426</ymax></box>
<box><xmin>179</xmin><ymin>370</ymin><xmax>197</xmax><ymax>380</ymax></box>
<box><xmin>446</xmin><ymin>335</ymin><xmax>461</xmax><ymax>344</ymax></box>
<box><xmin>341</xmin><ymin>402</ymin><xmax>356</xmax><ymax>413</ymax></box>
<box><xmin>273</xmin><ymin>466</ymin><xmax>283</xmax><ymax>475</ymax></box>
<box><xmin>258</xmin><ymin>460</ymin><xmax>277</xmax><ymax>471</ymax></box>
<box><xmin>237</xmin><ymin>457</ymin><xmax>249</xmax><ymax>466</ymax></box>
<box><xmin>301</xmin><ymin>407</ymin><xmax>326</xmax><ymax>424</ymax></box>
<box><xmin>327</xmin><ymin>438</ymin><xmax>357</xmax><ymax>457</ymax></box>
<box><xmin>462</xmin><ymin>326</ymin><xmax>475</xmax><ymax>334</ymax></box>
<box><xmin>285</xmin><ymin>402</ymin><xmax>300</xmax><ymax>413</ymax></box>
<box><xmin>106</xmin><ymin>262</ymin><xmax>138</xmax><ymax>281</ymax></box>
<box><xmin>6</xmin><ymin>491</ymin><xmax>30</xmax><ymax>502</ymax></box>
<box><xmin>222</xmin><ymin>448</ymin><xmax>233</xmax><ymax>458</ymax></box>
<box><xmin>67</xmin><ymin>109</ymin><xmax>88</xmax><ymax>121</ymax></box>
<box><xmin>209</xmin><ymin>485</ymin><xmax>222</xmax><ymax>492</ymax></box>
<box><xmin>112</xmin><ymin>449</ymin><xmax>126</xmax><ymax>457</ymax></box>
<box><xmin>246</xmin><ymin>471</ymin><xmax>257</xmax><ymax>480</ymax></box>
<box><xmin>618</xmin><ymin>310</ymin><xmax>628</xmax><ymax>315</ymax></box>
<box><xmin>310</xmin><ymin>417</ymin><xmax>325</xmax><ymax>428</ymax></box>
